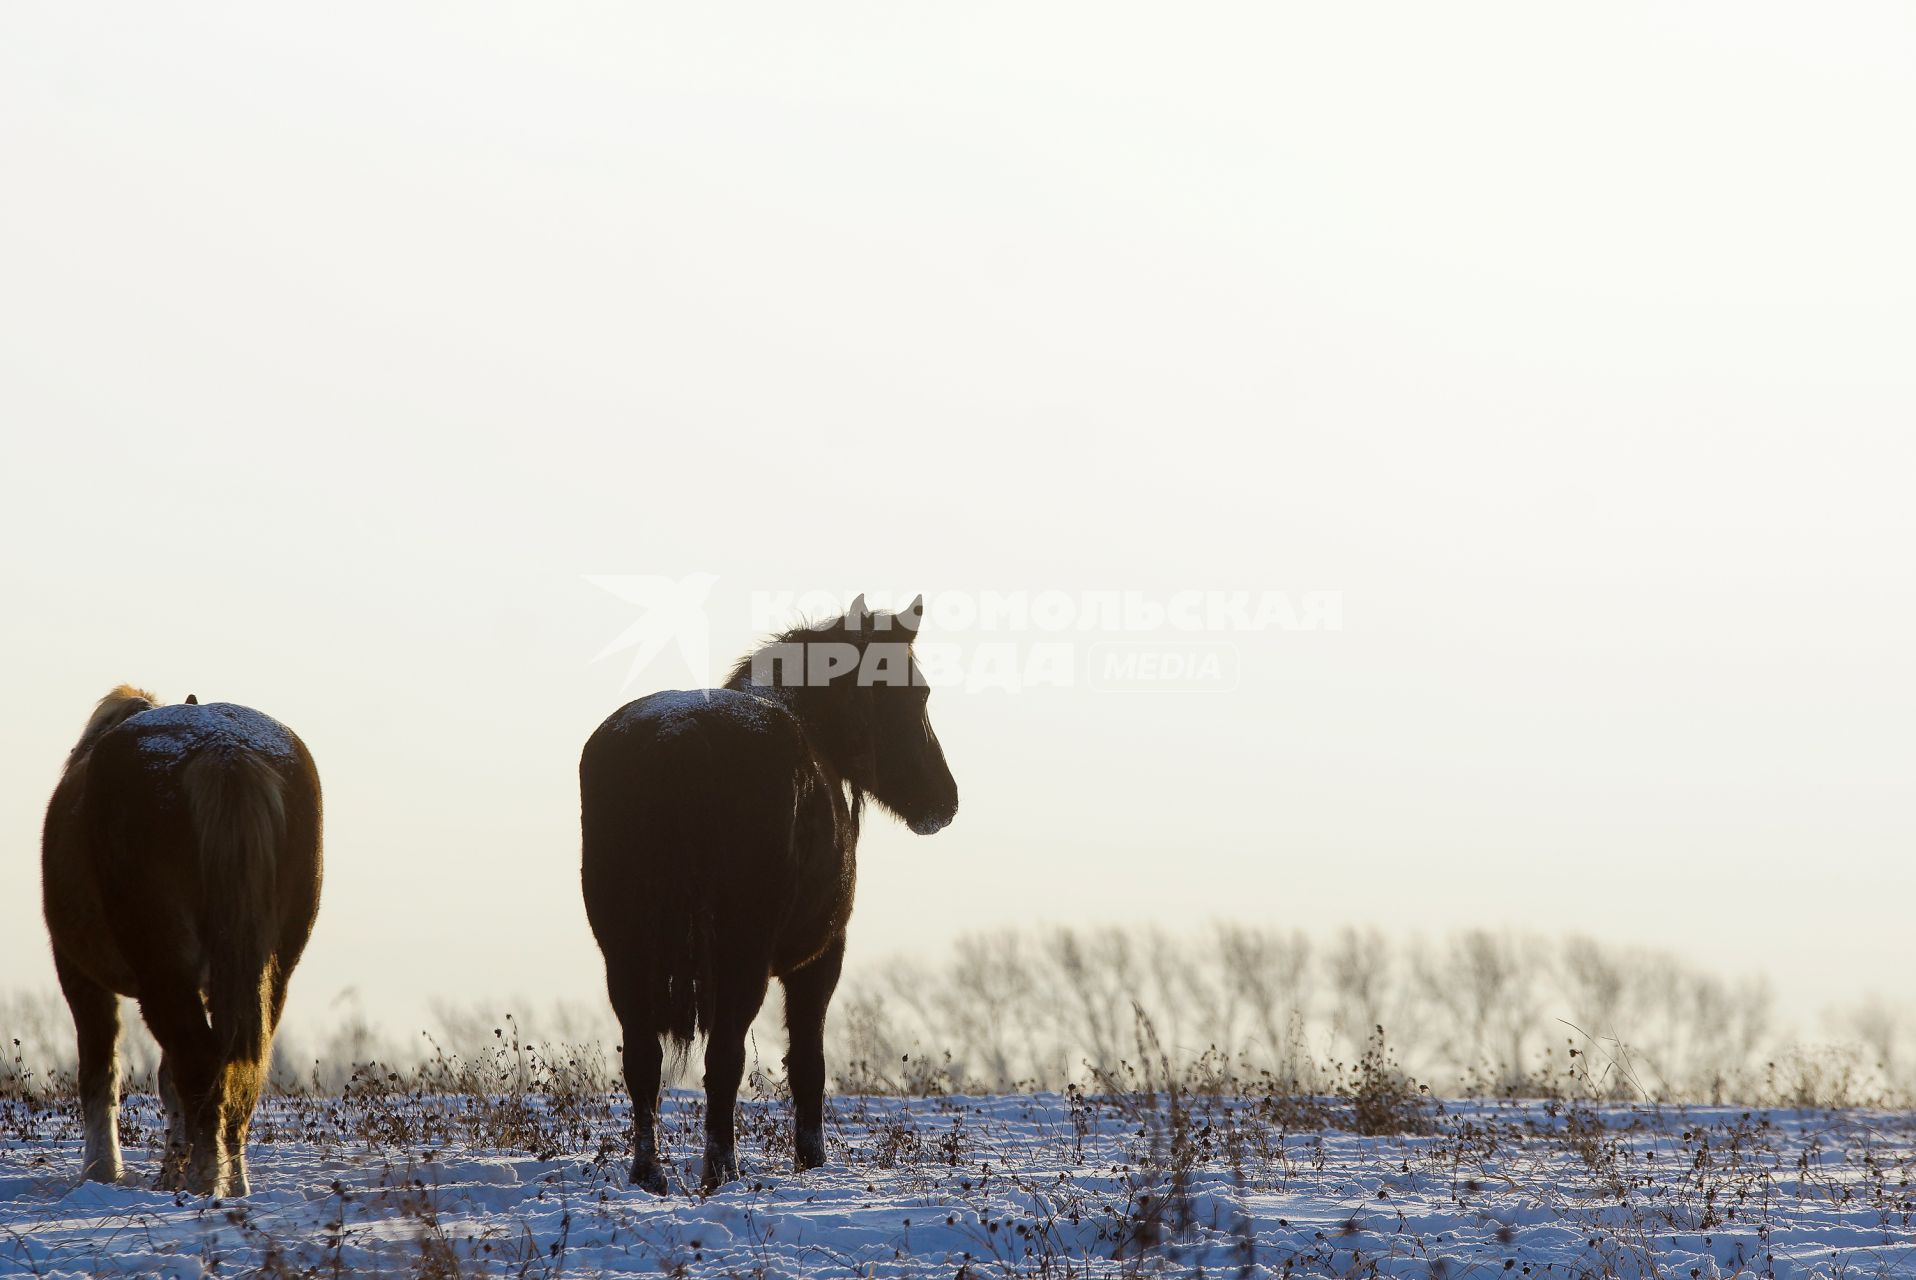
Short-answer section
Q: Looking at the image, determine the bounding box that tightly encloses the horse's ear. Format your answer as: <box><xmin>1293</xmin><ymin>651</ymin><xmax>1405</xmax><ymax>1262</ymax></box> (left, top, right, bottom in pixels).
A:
<box><xmin>899</xmin><ymin>594</ymin><xmax>924</xmax><ymax>634</ymax></box>
<box><xmin>847</xmin><ymin>593</ymin><xmax>869</xmax><ymax>631</ymax></box>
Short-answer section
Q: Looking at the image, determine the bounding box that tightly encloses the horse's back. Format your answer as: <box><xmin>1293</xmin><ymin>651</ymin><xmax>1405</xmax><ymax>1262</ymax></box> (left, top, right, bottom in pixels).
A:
<box><xmin>98</xmin><ymin>702</ymin><xmax>308</xmax><ymax>778</ymax></box>
<box><xmin>583</xmin><ymin>688</ymin><xmax>806</xmax><ymax>807</ymax></box>
<box><xmin>82</xmin><ymin>701</ymin><xmax>320</xmax><ymax>859</ymax></box>
<box><xmin>589</xmin><ymin>688</ymin><xmax>798</xmax><ymax>753</ymax></box>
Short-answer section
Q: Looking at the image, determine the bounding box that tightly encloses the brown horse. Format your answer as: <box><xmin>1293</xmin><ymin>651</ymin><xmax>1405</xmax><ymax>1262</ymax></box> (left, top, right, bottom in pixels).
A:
<box><xmin>41</xmin><ymin>686</ymin><xmax>323</xmax><ymax>1196</ymax></box>
<box><xmin>582</xmin><ymin>594</ymin><xmax>959</xmax><ymax>1193</ymax></box>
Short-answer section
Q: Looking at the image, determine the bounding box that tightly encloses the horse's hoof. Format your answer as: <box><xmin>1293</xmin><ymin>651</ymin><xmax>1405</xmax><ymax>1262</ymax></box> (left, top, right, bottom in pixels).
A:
<box><xmin>700</xmin><ymin>1152</ymin><xmax>740</xmax><ymax>1193</ymax></box>
<box><xmin>180</xmin><ymin>1160</ymin><xmax>221</xmax><ymax>1197</ymax></box>
<box><xmin>794</xmin><ymin>1134</ymin><xmax>827</xmax><ymax>1172</ymax></box>
<box><xmin>630</xmin><ymin>1160</ymin><xmax>668</xmax><ymax>1195</ymax></box>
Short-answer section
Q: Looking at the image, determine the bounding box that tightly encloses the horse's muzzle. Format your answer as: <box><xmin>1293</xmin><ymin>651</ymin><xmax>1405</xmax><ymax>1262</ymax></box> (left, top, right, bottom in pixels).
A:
<box><xmin>908</xmin><ymin>811</ymin><xmax>954</xmax><ymax>835</ymax></box>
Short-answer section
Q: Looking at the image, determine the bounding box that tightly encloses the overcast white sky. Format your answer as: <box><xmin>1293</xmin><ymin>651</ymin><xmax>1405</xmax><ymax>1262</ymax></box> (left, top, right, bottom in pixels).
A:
<box><xmin>2</xmin><ymin>3</ymin><xmax>1912</xmax><ymax>1035</ymax></box>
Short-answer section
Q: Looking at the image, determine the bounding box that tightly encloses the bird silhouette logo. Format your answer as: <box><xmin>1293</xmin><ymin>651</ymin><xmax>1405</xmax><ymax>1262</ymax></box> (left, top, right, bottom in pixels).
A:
<box><xmin>585</xmin><ymin>572</ymin><xmax>720</xmax><ymax>692</ymax></box>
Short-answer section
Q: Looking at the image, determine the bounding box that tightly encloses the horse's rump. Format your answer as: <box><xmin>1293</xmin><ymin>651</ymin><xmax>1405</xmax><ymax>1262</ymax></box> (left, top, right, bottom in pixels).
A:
<box><xmin>582</xmin><ymin>691</ymin><xmax>811</xmax><ymax>1048</ymax></box>
<box><xmin>77</xmin><ymin>702</ymin><xmax>309</xmax><ymax>1059</ymax></box>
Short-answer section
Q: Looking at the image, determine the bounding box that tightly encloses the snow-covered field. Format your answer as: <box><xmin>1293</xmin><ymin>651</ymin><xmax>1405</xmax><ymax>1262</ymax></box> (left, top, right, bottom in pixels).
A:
<box><xmin>3</xmin><ymin>1085</ymin><xmax>1912</xmax><ymax>1278</ymax></box>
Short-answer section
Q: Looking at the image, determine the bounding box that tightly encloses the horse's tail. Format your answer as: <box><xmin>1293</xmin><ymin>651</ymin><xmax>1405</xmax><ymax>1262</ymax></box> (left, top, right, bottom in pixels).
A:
<box><xmin>183</xmin><ymin>750</ymin><xmax>287</xmax><ymax>1063</ymax></box>
<box><xmin>654</xmin><ymin>890</ymin><xmax>716</xmax><ymax>1054</ymax></box>
<box><xmin>67</xmin><ymin>684</ymin><xmax>157</xmax><ymax>766</ymax></box>
<box><xmin>643</xmin><ymin>785</ymin><xmax>717</xmax><ymax>1053</ymax></box>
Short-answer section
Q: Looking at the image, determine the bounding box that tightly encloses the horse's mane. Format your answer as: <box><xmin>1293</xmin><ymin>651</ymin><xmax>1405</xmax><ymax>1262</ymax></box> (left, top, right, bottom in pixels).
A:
<box><xmin>722</xmin><ymin>604</ymin><xmax>915</xmax><ymax>691</ymax></box>
<box><xmin>68</xmin><ymin>684</ymin><xmax>158</xmax><ymax>765</ymax></box>
<box><xmin>723</xmin><ymin>617</ymin><xmax>843</xmax><ymax>691</ymax></box>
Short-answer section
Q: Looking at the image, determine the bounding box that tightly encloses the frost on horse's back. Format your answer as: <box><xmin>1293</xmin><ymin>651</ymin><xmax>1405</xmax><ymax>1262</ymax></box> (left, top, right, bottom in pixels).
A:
<box><xmin>126</xmin><ymin>702</ymin><xmax>298</xmax><ymax>763</ymax></box>
<box><xmin>612</xmin><ymin>688</ymin><xmax>784</xmax><ymax>739</ymax></box>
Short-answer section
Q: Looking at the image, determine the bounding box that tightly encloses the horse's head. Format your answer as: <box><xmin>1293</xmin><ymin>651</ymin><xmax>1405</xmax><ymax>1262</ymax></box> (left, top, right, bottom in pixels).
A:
<box><xmin>851</xmin><ymin>594</ymin><xmax>959</xmax><ymax>835</ymax></box>
<box><xmin>731</xmin><ymin>593</ymin><xmax>959</xmax><ymax>835</ymax></box>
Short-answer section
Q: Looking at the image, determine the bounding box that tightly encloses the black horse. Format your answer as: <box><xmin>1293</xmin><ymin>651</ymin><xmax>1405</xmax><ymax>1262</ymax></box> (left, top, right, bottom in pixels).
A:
<box><xmin>581</xmin><ymin>594</ymin><xmax>958</xmax><ymax>1192</ymax></box>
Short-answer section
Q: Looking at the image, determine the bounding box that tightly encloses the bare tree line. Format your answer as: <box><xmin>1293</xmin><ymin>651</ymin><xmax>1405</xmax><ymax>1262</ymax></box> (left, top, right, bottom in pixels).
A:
<box><xmin>5</xmin><ymin>925</ymin><xmax>1909</xmax><ymax>1104</ymax></box>
<box><xmin>828</xmin><ymin>925</ymin><xmax>1903</xmax><ymax>1103</ymax></box>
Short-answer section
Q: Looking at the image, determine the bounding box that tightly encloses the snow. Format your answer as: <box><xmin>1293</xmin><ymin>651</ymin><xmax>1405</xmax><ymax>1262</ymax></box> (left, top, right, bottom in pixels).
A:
<box><xmin>124</xmin><ymin>703</ymin><xmax>298</xmax><ymax>763</ymax></box>
<box><xmin>610</xmin><ymin>688</ymin><xmax>789</xmax><ymax>739</ymax></box>
<box><xmin>2</xmin><ymin>1091</ymin><xmax>1912</xmax><ymax>1277</ymax></box>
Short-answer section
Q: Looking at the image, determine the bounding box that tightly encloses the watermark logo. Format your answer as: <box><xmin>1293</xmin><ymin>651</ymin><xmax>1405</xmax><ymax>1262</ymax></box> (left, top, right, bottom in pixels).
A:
<box><xmin>1087</xmin><ymin>641</ymin><xmax>1240</xmax><ymax>692</ymax></box>
<box><xmin>749</xmin><ymin>589</ymin><xmax>1339</xmax><ymax>637</ymax></box>
<box><xmin>589</xmin><ymin>583</ymin><xmax>1338</xmax><ymax>693</ymax></box>
<box><xmin>586</xmin><ymin>572</ymin><xmax>719</xmax><ymax>691</ymax></box>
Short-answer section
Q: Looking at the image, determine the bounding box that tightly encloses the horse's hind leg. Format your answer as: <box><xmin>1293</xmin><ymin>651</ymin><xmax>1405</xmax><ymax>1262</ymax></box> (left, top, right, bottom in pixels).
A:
<box><xmin>608</xmin><ymin>974</ymin><xmax>667</xmax><ymax>1194</ymax></box>
<box><xmin>219</xmin><ymin>1017</ymin><xmax>272</xmax><ymax>1195</ymax></box>
<box><xmin>54</xmin><ymin>955</ymin><xmax>122</xmax><ymax>1184</ymax></box>
<box><xmin>139</xmin><ymin>981</ymin><xmax>224</xmax><ymax>1195</ymax></box>
<box><xmin>157</xmin><ymin>1054</ymin><xmax>189</xmax><ymax>1188</ymax></box>
<box><xmin>780</xmin><ymin>935</ymin><xmax>845</xmax><ymax>1173</ymax></box>
<box><xmin>215</xmin><ymin>960</ymin><xmax>288</xmax><ymax>1197</ymax></box>
<box><xmin>218</xmin><ymin>963</ymin><xmax>286</xmax><ymax>1197</ymax></box>
<box><xmin>701</xmin><ymin>967</ymin><xmax>769</xmax><ymax>1192</ymax></box>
